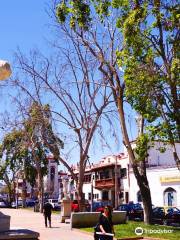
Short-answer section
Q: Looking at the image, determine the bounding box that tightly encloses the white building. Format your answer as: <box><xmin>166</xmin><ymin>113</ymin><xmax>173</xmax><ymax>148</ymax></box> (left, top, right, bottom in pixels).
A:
<box><xmin>127</xmin><ymin>142</ymin><xmax>180</xmax><ymax>208</ymax></box>
<box><xmin>73</xmin><ymin>141</ymin><xmax>180</xmax><ymax>208</ymax></box>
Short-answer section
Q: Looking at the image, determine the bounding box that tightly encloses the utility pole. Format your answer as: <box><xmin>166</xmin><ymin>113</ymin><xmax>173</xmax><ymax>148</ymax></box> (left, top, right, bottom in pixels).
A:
<box><xmin>87</xmin><ymin>156</ymin><xmax>94</xmax><ymax>212</ymax></box>
<box><xmin>91</xmin><ymin>173</ymin><xmax>94</xmax><ymax>212</ymax></box>
<box><xmin>114</xmin><ymin>155</ymin><xmax>118</xmax><ymax>209</ymax></box>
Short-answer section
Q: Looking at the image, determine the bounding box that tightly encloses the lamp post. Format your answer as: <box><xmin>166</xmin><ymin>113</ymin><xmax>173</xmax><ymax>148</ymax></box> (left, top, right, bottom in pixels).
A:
<box><xmin>90</xmin><ymin>171</ymin><xmax>94</xmax><ymax>212</ymax></box>
<box><xmin>0</xmin><ymin>60</ymin><xmax>11</xmax><ymax>207</ymax></box>
<box><xmin>0</xmin><ymin>60</ymin><xmax>11</xmax><ymax>81</ymax></box>
<box><xmin>114</xmin><ymin>155</ymin><xmax>118</xmax><ymax>209</ymax></box>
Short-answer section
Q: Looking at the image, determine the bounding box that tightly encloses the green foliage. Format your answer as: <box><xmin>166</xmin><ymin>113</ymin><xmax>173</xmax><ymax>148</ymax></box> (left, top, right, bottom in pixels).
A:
<box><xmin>55</xmin><ymin>0</ymin><xmax>180</xmax><ymax>158</ymax></box>
<box><xmin>134</xmin><ymin>134</ymin><xmax>150</xmax><ymax>162</ymax></box>
<box><xmin>56</xmin><ymin>0</ymin><xmax>91</xmax><ymax>30</ymax></box>
<box><xmin>0</xmin><ymin>102</ymin><xmax>63</xmax><ymax>188</ymax></box>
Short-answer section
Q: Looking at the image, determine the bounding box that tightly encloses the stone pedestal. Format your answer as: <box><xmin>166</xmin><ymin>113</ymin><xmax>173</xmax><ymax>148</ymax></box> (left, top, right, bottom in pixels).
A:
<box><xmin>60</xmin><ymin>199</ymin><xmax>71</xmax><ymax>223</ymax></box>
<box><xmin>0</xmin><ymin>229</ymin><xmax>39</xmax><ymax>239</ymax></box>
<box><xmin>0</xmin><ymin>211</ymin><xmax>10</xmax><ymax>232</ymax></box>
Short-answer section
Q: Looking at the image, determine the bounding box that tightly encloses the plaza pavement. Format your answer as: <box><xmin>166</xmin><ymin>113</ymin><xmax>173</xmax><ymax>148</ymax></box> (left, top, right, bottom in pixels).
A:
<box><xmin>1</xmin><ymin>208</ymin><xmax>93</xmax><ymax>240</ymax></box>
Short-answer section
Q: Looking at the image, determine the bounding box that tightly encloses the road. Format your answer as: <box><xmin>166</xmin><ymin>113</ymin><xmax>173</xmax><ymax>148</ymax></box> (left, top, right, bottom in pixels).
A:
<box><xmin>0</xmin><ymin>208</ymin><xmax>93</xmax><ymax>240</ymax></box>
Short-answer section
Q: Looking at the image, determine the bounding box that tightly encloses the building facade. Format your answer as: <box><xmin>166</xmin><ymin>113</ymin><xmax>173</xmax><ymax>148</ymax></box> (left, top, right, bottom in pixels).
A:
<box><xmin>69</xmin><ymin>142</ymin><xmax>180</xmax><ymax>208</ymax></box>
<box><xmin>128</xmin><ymin>142</ymin><xmax>180</xmax><ymax>208</ymax></box>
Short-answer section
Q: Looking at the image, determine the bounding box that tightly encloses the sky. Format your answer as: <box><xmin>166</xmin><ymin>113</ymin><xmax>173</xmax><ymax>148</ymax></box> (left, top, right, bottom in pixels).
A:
<box><xmin>0</xmin><ymin>0</ymin><xmax>51</xmax><ymax>62</ymax></box>
<box><xmin>0</xmin><ymin>1</ymin><xmax>137</xmax><ymax>170</ymax></box>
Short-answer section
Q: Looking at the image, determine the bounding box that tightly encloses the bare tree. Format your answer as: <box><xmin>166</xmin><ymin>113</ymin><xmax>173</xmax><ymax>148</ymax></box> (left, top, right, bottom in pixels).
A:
<box><xmin>12</xmin><ymin>37</ymin><xmax>114</xmax><ymax>209</ymax></box>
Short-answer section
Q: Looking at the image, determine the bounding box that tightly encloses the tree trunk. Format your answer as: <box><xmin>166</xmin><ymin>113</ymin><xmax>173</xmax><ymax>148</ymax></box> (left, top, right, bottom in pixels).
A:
<box><xmin>37</xmin><ymin>171</ymin><xmax>44</xmax><ymax>213</ymax></box>
<box><xmin>135</xmin><ymin>170</ymin><xmax>153</xmax><ymax>224</ymax></box>
<box><xmin>142</xmin><ymin>188</ymin><xmax>152</xmax><ymax>224</ymax></box>
<box><xmin>116</xmin><ymin>96</ymin><xmax>153</xmax><ymax>224</ymax></box>
<box><xmin>36</xmin><ymin>158</ymin><xmax>44</xmax><ymax>213</ymax></box>
<box><xmin>7</xmin><ymin>184</ymin><xmax>12</xmax><ymax>203</ymax></box>
<box><xmin>77</xmin><ymin>161</ymin><xmax>85</xmax><ymax>211</ymax></box>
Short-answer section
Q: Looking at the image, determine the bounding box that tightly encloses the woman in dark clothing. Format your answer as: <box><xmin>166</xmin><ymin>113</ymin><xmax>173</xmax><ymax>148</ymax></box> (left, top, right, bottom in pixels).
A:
<box><xmin>99</xmin><ymin>205</ymin><xmax>114</xmax><ymax>240</ymax></box>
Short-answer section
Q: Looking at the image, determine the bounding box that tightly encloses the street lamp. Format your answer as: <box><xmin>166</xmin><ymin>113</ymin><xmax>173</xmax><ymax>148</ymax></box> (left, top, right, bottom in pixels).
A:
<box><xmin>0</xmin><ymin>59</ymin><xmax>11</xmax><ymax>207</ymax></box>
<box><xmin>0</xmin><ymin>60</ymin><xmax>11</xmax><ymax>81</ymax></box>
<box><xmin>114</xmin><ymin>156</ymin><xmax>118</xmax><ymax>209</ymax></box>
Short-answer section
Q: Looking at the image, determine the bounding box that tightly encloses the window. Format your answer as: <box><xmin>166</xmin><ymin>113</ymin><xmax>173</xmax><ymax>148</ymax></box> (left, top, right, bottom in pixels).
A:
<box><xmin>100</xmin><ymin>172</ymin><xmax>104</xmax><ymax>179</ymax></box>
<box><xmin>102</xmin><ymin>191</ymin><xmax>109</xmax><ymax>200</ymax></box>
<box><xmin>120</xmin><ymin>168</ymin><xmax>127</xmax><ymax>178</ymax></box>
<box><xmin>84</xmin><ymin>174</ymin><xmax>91</xmax><ymax>183</ymax></box>
<box><xmin>119</xmin><ymin>192</ymin><xmax>124</xmax><ymax>199</ymax></box>
<box><xmin>88</xmin><ymin>193</ymin><xmax>91</xmax><ymax>200</ymax></box>
<box><xmin>104</xmin><ymin>170</ymin><xmax>109</xmax><ymax>179</ymax></box>
<box><xmin>164</xmin><ymin>187</ymin><xmax>177</xmax><ymax>206</ymax></box>
<box><xmin>93</xmin><ymin>194</ymin><xmax>99</xmax><ymax>199</ymax></box>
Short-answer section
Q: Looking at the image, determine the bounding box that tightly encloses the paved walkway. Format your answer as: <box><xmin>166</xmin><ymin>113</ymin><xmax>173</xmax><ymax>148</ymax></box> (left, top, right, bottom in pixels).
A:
<box><xmin>1</xmin><ymin>208</ymin><xmax>93</xmax><ymax>240</ymax></box>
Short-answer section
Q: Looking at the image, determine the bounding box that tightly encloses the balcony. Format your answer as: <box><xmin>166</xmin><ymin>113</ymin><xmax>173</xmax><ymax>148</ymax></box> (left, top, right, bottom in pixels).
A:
<box><xmin>95</xmin><ymin>178</ymin><xmax>115</xmax><ymax>190</ymax></box>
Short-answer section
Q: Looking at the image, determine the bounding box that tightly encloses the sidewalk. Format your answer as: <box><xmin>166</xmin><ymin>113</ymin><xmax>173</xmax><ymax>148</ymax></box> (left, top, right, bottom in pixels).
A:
<box><xmin>0</xmin><ymin>208</ymin><xmax>93</xmax><ymax>240</ymax></box>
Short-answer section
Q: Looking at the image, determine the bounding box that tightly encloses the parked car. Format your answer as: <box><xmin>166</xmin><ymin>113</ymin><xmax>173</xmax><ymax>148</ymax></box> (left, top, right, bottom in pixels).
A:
<box><xmin>152</xmin><ymin>207</ymin><xmax>180</xmax><ymax>226</ymax></box>
<box><xmin>11</xmin><ymin>200</ymin><xmax>23</xmax><ymax>208</ymax></box>
<box><xmin>71</xmin><ymin>199</ymin><xmax>90</xmax><ymax>212</ymax></box>
<box><xmin>92</xmin><ymin>201</ymin><xmax>112</xmax><ymax>212</ymax></box>
<box><xmin>0</xmin><ymin>200</ymin><xmax>7</xmax><ymax>208</ymax></box>
<box><xmin>71</xmin><ymin>200</ymin><xmax>79</xmax><ymax>212</ymax></box>
<box><xmin>118</xmin><ymin>203</ymin><xmax>143</xmax><ymax>220</ymax></box>
<box><xmin>48</xmin><ymin>199</ymin><xmax>61</xmax><ymax>210</ymax></box>
<box><xmin>26</xmin><ymin>199</ymin><xmax>36</xmax><ymax>207</ymax></box>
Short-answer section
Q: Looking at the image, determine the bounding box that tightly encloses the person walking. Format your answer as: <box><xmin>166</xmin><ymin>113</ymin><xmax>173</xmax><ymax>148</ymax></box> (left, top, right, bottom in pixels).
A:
<box><xmin>98</xmin><ymin>205</ymin><xmax>114</xmax><ymax>240</ymax></box>
<box><xmin>43</xmin><ymin>200</ymin><xmax>53</xmax><ymax>228</ymax></box>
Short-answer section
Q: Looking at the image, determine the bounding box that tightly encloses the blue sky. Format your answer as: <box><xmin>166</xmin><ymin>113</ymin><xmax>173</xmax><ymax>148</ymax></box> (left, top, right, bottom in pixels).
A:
<box><xmin>0</xmin><ymin>0</ymin><xmax>50</xmax><ymax>62</ymax></box>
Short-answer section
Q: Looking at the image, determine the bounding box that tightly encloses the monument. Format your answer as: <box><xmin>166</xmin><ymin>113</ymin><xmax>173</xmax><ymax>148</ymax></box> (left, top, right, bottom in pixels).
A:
<box><xmin>60</xmin><ymin>176</ymin><xmax>71</xmax><ymax>223</ymax></box>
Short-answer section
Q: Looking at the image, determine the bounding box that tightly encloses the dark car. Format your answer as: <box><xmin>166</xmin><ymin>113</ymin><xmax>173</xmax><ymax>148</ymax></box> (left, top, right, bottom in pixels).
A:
<box><xmin>92</xmin><ymin>201</ymin><xmax>112</xmax><ymax>212</ymax></box>
<box><xmin>92</xmin><ymin>201</ymin><xmax>104</xmax><ymax>212</ymax></box>
<box><xmin>26</xmin><ymin>199</ymin><xmax>36</xmax><ymax>207</ymax></box>
<box><xmin>118</xmin><ymin>203</ymin><xmax>143</xmax><ymax>220</ymax></box>
<box><xmin>152</xmin><ymin>207</ymin><xmax>180</xmax><ymax>226</ymax></box>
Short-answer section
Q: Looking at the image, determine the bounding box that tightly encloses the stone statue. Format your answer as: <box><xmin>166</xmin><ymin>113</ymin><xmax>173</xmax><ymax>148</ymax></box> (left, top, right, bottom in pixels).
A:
<box><xmin>62</xmin><ymin>177</ymin><xmax>69</xmax><ymax>200</ymax></box>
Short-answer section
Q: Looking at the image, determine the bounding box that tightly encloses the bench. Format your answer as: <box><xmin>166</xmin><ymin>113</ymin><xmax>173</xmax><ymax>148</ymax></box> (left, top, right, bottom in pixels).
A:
<box><xmin>71</xmin><ymin>211</ymin><xmax>127</xmax><ymax>228</ymax></box>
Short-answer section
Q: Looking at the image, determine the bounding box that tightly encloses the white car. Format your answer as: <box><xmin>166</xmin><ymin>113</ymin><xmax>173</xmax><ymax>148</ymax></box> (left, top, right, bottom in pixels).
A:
<box><xmin>0</xmin><ymin>201</ymin><xmax>7</xmax><ymax>208</ymax></box>
<box><xmin>11</xmin><ymin>200</ymin><xmax>23</xmax><ymax>208</ymax></box>
<box><xmin>48</xmin><ymin>199</ymin><xmax>60</xmax><ymax>209</ymax></box>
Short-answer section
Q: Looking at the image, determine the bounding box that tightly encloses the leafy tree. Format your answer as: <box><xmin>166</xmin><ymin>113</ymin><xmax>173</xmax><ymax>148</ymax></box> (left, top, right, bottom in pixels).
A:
<box><xmin>114</xmin><ymin>0</ymin><xmax>180</xmax><ymax>168</ymax></box>
<box><xmin>0</xmin><ymin>130</ymin><xmax>25</xmax><ymax>203</ymax></box>
<box><xmin>56</xmin><ymin>0</ymin><xmax>179</xmax><ymax>223</ymax></box>
<box><xmin>0</xmin><ymin>102</ymin><xmax>63</xmax><ymax>211</ymax></box>
<box><xmin>22</xmin><ymin>102</ymin><xmax>63</xmax><ymax>212</ymax></box>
